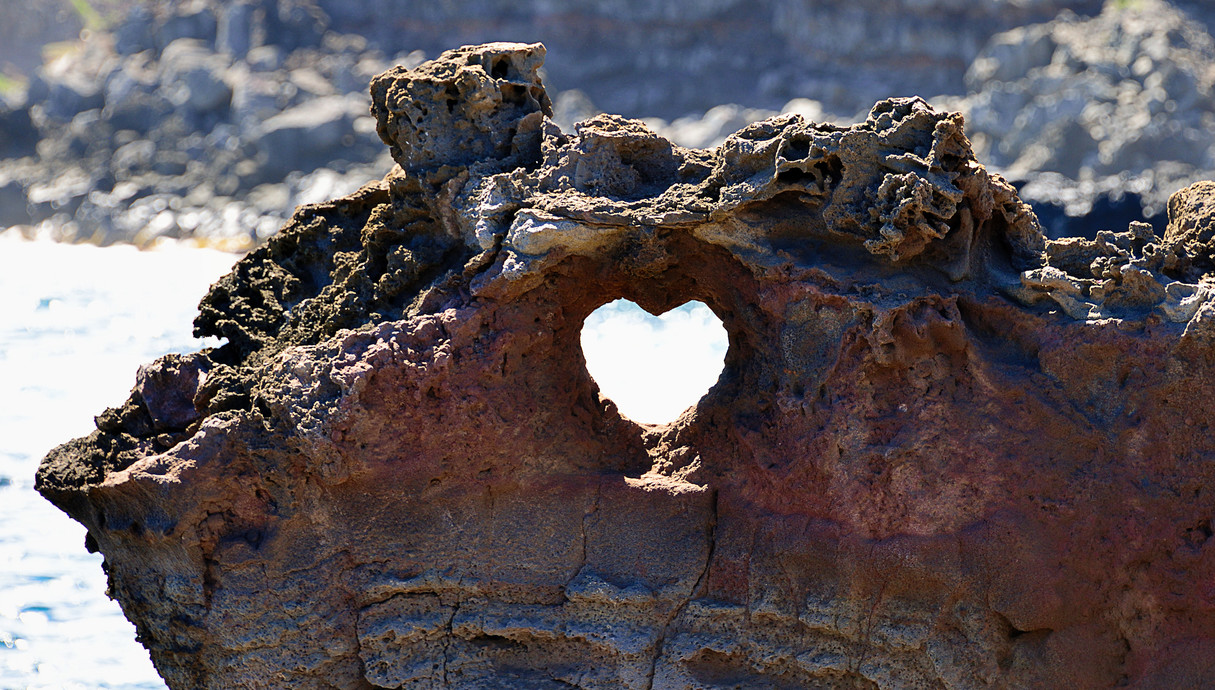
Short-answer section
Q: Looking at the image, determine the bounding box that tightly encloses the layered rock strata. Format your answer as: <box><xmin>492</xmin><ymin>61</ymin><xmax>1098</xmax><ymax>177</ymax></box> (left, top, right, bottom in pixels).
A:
<box><xmin>38</xmin><ymin>43</ymin><xmax>1215</xmax><ymax>688</ymax></box>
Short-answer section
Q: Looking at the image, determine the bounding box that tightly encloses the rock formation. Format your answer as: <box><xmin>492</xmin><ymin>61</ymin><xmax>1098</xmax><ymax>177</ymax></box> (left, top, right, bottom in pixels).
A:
<box><xmin>1</xmin><ymin>21</ymin><xmax>399</xmax><ymax>249</ymax></box>
<box><xmin>37</xmin><ymin>43</ymin><xmax>1215</xmax><ymax>688</ymax></box>
<box><xmin>957</xmin><ymin>0</ymin><xmax>1215</xmax><ymax>235</ymax></box>
<box><xmin>12</xmin><ymin>1</ymin><xmax>1215</xmax><ymax>251</ymax></box>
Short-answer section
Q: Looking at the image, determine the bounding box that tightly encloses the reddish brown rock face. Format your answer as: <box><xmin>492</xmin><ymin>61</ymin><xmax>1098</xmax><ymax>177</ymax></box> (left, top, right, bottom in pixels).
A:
<box><xmin>37</xmin><ymin>43</ymin><xmax>1215</xmax><ymax>689</ymax></box>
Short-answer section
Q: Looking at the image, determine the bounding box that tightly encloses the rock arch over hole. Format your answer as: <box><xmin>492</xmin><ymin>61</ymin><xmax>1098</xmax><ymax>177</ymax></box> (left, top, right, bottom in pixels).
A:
<box><xmin>580</xmin><ymin>299</ymin><xmax>728</xmax><ymax>425</ymax></box>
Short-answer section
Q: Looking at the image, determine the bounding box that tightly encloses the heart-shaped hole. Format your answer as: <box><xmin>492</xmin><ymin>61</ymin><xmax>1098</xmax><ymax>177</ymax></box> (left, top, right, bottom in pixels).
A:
<box><xmin>580</xmin><ymin>299</ymin><xmax>728</xmax><ymax>425</ymax></box>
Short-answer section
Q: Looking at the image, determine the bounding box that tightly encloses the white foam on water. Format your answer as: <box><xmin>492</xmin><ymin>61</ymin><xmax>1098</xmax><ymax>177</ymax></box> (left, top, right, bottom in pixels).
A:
<box><xmin>0</xmin><ymin>237</ymin><xmax>237</xmax><ymax>689</ymax></box>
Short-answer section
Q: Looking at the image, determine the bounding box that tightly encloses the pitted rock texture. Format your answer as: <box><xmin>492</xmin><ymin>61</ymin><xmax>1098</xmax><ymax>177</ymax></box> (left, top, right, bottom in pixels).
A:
<box><xmin>37</xmin><ymin>43</ymin><xmax>1215</xmax><ymax>689</ymax></box>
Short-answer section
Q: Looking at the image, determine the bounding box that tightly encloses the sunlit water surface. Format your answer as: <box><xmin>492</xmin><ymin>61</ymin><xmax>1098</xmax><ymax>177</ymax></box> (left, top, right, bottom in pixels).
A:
<box><xmin>0</xmin><ymin>237</ymin><xmax>727</xmax><ymax>688</ymax></box>
<box><xmin>0</xmin><ymin>237</ymin><xmax>236</xmax><ymax>690</ymax></box>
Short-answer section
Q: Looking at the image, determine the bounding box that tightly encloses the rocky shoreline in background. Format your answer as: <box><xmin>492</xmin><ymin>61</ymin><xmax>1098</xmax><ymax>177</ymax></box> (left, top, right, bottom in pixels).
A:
<box><xmin>0</xmin><ymin>0</ymin><xmax>1214</xmax><ymax>249</ymax></box>
<box><xmin>0</xmin><ymin>1</ymin><xmax>415</xmax><ymax>250</ymax></box>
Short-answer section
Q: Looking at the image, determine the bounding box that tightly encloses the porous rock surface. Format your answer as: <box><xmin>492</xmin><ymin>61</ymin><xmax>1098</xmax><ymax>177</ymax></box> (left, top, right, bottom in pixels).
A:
<box><xmin>37</xmin><ymin>43</ymin><xmax>1215</xmax><ymax>689</ymax></box>
<box><xmin>958</xmin><ymin>0</ymin><xmax>1215</xmax><ymax>231</ymax></box>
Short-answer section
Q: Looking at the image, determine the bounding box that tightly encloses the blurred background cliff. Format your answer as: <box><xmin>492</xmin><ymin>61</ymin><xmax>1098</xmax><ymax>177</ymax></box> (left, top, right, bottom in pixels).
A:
<box><xmin>0</xmin><ymin>0</ymin><xmax>1213</xmax><ymax>247</ymax></box>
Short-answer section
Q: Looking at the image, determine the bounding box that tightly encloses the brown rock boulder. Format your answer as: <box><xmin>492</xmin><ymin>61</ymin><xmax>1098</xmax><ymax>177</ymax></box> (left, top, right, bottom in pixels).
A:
<box><xmin>37</xmin><ymin>43</ymin><xmax>1215</xmax><ymax>689</ymax></box>
<box><xmin>1166</xmin><ymin>179</ymin><xmax>1215</xmax><ymax>281</ymax></box>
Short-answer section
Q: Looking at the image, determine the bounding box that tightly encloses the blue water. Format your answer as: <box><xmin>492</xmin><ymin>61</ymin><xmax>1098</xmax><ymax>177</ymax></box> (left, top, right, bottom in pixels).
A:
<box><xmin>0</xmin><ymin>237</ymin><xmax>236</xmax><ymax>689</ymax></box>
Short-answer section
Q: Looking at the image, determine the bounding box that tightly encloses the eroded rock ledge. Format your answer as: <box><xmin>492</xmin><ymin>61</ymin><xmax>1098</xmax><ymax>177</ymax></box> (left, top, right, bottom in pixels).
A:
<box><xmin>37</xmin><ymin>42</ymin><xmax>1215</xmax><ymax>689</ymax></box>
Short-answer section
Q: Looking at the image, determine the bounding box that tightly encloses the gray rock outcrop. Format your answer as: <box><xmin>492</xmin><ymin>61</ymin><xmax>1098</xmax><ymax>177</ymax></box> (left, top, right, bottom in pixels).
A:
<box><xmin>958</xmin><ymin>0</ymin><xmax>1215</xmax><ymax>234</ymax></box>
<box><xmin>3</xmin><ymin>0</ymin><xmax>1214</xmax><ymax>254</ymax></box>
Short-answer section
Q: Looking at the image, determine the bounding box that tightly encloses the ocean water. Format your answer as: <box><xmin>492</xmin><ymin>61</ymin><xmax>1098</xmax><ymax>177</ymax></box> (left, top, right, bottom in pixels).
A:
<box><xmin>0</xmin><ymin>236</ymin><xmax>727</xmax><ymax>688</ymax></box>
<box><xmin>0</xmin><ymin>237</ymin><xmax>237</xmax><ymax>690</ymax></box>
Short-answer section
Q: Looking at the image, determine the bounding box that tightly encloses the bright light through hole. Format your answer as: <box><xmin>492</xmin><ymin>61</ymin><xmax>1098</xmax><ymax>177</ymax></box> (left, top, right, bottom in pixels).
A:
<box><xmin>580</xmin><ymin>299</ymin><xmax>728</xmax><ymax>425</ymax></box>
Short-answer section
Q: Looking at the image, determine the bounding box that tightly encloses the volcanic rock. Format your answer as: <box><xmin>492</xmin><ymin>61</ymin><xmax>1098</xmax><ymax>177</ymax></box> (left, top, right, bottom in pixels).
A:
<box><xmin>252</xmin><ymin>94</ymin><xmax>377</xmax><ymax>181</ymax></box>
<box><xmin>959</xmin><ymin>0</ymin><xmax>1215</xmax><ymax>232</ymax></box>
<box><xmin>0</xmin><ymin>2</ymin><xmax>395</xmax><ymax>244</ymax></box>
<box><xmin>37</xmin><ymin>42</ymin><xmax>1215</xmax><ymax>689</ymax></box>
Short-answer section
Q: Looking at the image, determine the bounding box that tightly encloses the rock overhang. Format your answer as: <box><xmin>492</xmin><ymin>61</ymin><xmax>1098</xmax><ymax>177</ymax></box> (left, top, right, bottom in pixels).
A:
<box><xmin>34</xmin><ymin>41</ymin><xmax>1215</xmax><ymax>689</ymax></box>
